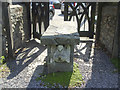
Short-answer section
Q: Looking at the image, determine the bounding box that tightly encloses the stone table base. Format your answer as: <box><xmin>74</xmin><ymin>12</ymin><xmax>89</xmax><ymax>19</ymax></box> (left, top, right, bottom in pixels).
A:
<box><xmin>41</xmin><ymin>25</ymin><xmax>80</xmax><ymax>73</ymax></box>
<box><xmin>46</xmin><ymin>45</ymin><xmax>74</xmax><ymax>73</ymax></box>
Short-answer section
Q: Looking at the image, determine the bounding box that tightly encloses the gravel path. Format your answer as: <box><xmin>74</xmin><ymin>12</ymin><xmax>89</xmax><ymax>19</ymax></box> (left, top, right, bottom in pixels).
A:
<box><xmin>74</xmin><ymin>41</ymin><xmax>119</xmax><ymax>88</ymax></box>
<box><xmin>0</xmin><ymin>38</ymin><xmax>119</xmax><ymax>89</ymax></box>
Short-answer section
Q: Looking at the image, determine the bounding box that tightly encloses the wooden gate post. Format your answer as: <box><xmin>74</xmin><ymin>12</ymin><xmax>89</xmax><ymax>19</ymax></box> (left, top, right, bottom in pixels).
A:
<box><xmin>25</xmin><ymin>2</ymin><xmax>31</xmax><ymax>40</ymax></box>
<box><xmin>44</xmin><ymin>2</ymin><xmax>49</xmax><ymax>30</ymax></box>
<box><xmin>64</xmin><ymin>2</ymin><xmax>68</xmax><ymax>21</ymax></box>
<box><xmin>95</xmin><ymin>3</ymin><xmax>103</xmax><ymax>46</ymax></box>
<box><xmin>90</xmin><ymin>3</ymin><xmax>96</xmax><ymax>39</ymax></box>
<box><xmin>32</xmin><ymin>2</ymin><xmax>37</xmax><ymax>38</ymax></box>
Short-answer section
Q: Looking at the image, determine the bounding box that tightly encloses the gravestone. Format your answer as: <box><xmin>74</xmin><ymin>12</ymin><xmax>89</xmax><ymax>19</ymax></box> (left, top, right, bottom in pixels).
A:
<box><xmin>41</xmin><ymin>24</ymin><xmax>80</xmax><ymax>73</ymax></box>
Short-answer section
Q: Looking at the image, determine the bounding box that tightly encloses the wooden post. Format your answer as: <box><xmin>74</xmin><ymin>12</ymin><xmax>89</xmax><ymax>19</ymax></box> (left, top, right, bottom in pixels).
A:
<box><xmin>32</xmin><ymin>2</ymin><xmax>37</xmax><ymax>38</ymax></box>
<box><xmin>112</xmin><ymin>2</ymin><xmax>120</xmax><ymax>58</ymax></box>
<box><xmin>64</xmin><ymin>2</ymin><xmax>68</xmax><ymax>21</ymax></box>
<box><xmin>25</xmin><ymin>2</ymin><xmax>31</xmax><ymax>40</ymax></box>
<box><xmin>2</xmin><ymin>3</ymin><xmax>13</xmax><ymax>58</ymax></box>
<box><xmin>90</xmin><ymin>3</ymin><xmax>96</xmax><ymax>39</ymax></box>
<box><xmin>44</xmin><ymin>2</ymin><xmax>49</xmax><ymax>30</ymax></box>
<box><xmin>95</xmin><ymin>3</ymin><xmax>103</xmax><ymax>46</ymax></box>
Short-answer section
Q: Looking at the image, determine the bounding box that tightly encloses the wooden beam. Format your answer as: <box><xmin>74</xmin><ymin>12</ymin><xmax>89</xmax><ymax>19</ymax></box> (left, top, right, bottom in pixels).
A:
<box><xmin>64</xmin><ymin>2</ymin><xmax>68</xmax><ymax>21</ymax></box>
<box><xmin>89</xmin><ymin>3</ymin><xmax>96</xmax><ymax>39</ymax></box>
<box><xmin>25</xmin><ymin>2</ymin><xmax>31</xmax><ymax>40</ymax></box>
<box><xmin>95</xmin><ymin>2</ymin><xmax>103</xmax><ymax>46</ymax></box>
<box><xmin>32</xmin><ymin>2</ymin><xmax>37</xmax><ymax>38</ymax></box>
<box><xmin>44</xmin><ymin>2</ymin><xmax>49</xmax><ymax>30</ymax></box>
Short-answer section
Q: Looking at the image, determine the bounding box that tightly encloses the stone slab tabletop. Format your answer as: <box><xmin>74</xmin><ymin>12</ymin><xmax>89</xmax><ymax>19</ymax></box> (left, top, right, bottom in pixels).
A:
<box><xmin>41</xmin><ymin>25</ymin><xmax>80</xmax><ymax>45</ymax></box>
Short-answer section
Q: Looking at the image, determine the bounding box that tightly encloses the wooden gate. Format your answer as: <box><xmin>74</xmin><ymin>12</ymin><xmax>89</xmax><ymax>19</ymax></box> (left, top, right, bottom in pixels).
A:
<box><xmin>64</xmin><ymin>2</ymin><xmax>96</xmax><ymax>38</ymax></box>
<box><xmin>32</xmin><ymin>2</ymin><xmax>49</xmax><ymax>39</ymax></box>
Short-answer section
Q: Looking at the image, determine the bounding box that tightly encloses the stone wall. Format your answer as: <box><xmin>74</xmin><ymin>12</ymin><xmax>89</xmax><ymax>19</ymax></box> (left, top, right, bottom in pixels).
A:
<box><xmin>1</xmin><ymin>4</ymin><xmax>29</xmax><ymax>57</ymax></box>
<box><xmin>0</xmin><ymin>2</ymin><xmax>2</xmax><ymax>57</ymax></box>
<box><xmin>9</xmin><ymin>4</ymin><xmax>29</xmax><ymax>51</ymax></box>
<box><xmin>99</xmin><ymin>5</ymin><xmax>117</xmax><ymax>54</ymax></box>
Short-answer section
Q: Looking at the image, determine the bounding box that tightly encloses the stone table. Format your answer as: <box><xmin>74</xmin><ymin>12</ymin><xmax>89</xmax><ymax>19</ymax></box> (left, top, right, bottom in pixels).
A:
<box><xmin>41</xmin><ymin>25</ymin><xmax>80</xmax><ymax>73</ymax></box>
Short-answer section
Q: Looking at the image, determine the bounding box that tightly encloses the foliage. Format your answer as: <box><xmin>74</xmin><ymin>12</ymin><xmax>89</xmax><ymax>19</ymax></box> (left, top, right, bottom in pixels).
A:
<box><xmin>36</xmin><ymin>62</ymin><xmax>84</xmax><ymax>88</ymax></box>
<box><xmin>111</xmin><ymin>58</ymin><xmax>120</xmax><ymax>72</ymax></box>
<box><xmin>0</xmin><ymin>56</ymin><xmax>10</xmax><ymax>78</ymax></box>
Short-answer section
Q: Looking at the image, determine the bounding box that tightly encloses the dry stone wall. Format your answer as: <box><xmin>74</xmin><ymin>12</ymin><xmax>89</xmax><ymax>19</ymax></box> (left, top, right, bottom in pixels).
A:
<box><xmin>1</xmin><ymin>4</ymin><xmax>29</xmax><ymax>57</ymax></box>
<box><xmin>9</xmin><ymin>4</ymin><xmax>29</xmax><ymax>51</ymax></box>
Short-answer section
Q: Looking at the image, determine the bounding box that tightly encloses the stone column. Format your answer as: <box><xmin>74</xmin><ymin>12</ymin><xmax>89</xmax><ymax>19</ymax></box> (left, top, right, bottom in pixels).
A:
<box><xmin>0</xmin><ymin>2</ymin><xmax>2</xmax><ymax>57</ymax></box>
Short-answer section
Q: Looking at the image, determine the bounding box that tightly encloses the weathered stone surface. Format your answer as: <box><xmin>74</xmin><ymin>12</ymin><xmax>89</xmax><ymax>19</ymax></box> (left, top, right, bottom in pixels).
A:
<box><xmin>47</xmin><ymin>45</ymin><xmax>74</xmax><ymax>73</ymax></box>
<box><xmin>9</xmin><ymin>5</ymin><xmax>29</xmax><ymax>51</ymax></box>
<box><xmin>0</xmin><ymin>2</ymin><xmax>2</xmax><ymax>57</ymax></box>
<box><xmin>50</xmin><ymin>45</ymin><xmax>70</xmax><ymax>63</ymax></box>
<box><xmin>41</xmin><ymin>24</ymin><xmax>79</xmax><ymax>73</ymax></box>
<box><xmin>41</xmin><ymin>25</ymin><xmax>80</xmax><ymax>45</ymax></box>
<box><xmin>99</xmin><ymin>5</ymin><xmax>117</xmax><ymax>54</ymax></box>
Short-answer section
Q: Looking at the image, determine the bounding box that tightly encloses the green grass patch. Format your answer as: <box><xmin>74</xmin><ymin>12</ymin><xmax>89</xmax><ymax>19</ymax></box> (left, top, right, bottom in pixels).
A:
<box><xmin>111</xmin><ymin>58</ymin><xmax>120</xmax><ymax>72</ymax></box>
<box><xmin>36</xmin><ymin>62</ymin><xmax>84</xmax><ymax>88</ymax></box>
<box><xmin>0</xmin><ymin>63</ymin><xmax>10</xmax><ymax>78</ymax></box>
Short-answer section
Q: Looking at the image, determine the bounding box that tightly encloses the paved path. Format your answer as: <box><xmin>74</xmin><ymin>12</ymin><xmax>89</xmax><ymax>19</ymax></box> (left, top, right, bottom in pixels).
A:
<box><xmin>0</xmin><ymin>9</ymin><xmax>119</xmax><ymax>88</ymax></box>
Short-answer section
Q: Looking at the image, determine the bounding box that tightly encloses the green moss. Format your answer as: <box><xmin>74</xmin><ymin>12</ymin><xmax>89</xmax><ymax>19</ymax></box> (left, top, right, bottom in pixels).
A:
<box><xmin>36</xmin><ymin>62</ymin><xmax>83</xmax><ymax>88</ymax></box>
<box><xmin>111</xmin><ymin>58</ymin><xmax>120</xmax><ymax>72</ymax></box>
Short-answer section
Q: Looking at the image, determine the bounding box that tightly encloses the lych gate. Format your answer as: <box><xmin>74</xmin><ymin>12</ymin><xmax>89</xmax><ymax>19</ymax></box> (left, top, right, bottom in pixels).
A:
<box><xmin>31</xmin><ymin>2</ymin><xmax>96</xmax><ymax>39</ymax></box>
<box><xmin>64</xmin><ymin>2</ymin><xmax>96</xmax><ymax>38</ymax></box>
<box><xmin>0</xmin><ymin>1</ymin><xmax>120</xmax><ymax>60</ymax></box>
<box><xmin>32</xmin><ymin>2</ymin><xmax>49</xmax><ymax>39</ymax></box>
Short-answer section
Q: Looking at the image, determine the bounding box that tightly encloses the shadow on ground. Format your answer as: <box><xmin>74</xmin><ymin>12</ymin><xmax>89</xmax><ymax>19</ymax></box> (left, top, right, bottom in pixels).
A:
<box><xmin>6</xmin><ymin>39</ymin><xmax>46</xmax><ymax>79</ymax></box>
<box><xmin>85</xmin><ymin>48</ymin><xmax>118</xmax><ymax>88</ymax></box>
<box><xmin>74</xmin><ymin>40</ymin><xmax>93</xmax><ymax>62</ymax></box>
<box><xmin>74</xmin><ymin>40</ymin><xmax>118</xmax><ymax>88</ymax></box>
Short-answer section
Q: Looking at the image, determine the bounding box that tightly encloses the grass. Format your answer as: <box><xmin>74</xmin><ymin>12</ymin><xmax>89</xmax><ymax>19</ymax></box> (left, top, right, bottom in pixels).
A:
<box><xmin>36</xmin><ymin>62</ymin><xmax>84</xmax><ymax>88</ymax></box>
<box><xmin>111</xmin><ymin>58</ymin><xmax>120</xmax><ymax>72</ymax></box>
<box><xmin>0</xmin><ymin>63</ymin><xmax>10</xmax><ymax>78</ymax></box>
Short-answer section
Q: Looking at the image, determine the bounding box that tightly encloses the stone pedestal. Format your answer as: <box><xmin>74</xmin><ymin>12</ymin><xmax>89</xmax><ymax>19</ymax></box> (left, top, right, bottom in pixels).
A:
<box><xmin>41</xmin><ymin>25</ymin><xmax>80</xmax><ymax>73</ymax></box>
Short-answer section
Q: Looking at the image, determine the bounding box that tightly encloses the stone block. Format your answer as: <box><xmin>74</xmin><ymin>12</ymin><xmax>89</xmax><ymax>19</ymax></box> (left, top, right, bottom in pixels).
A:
<box><xmin>41</xmin><ymin>24</ymin><xmax>80</xmax><ymax>73</ymax></box>
<box><xmin>41</xmin><ymin>25</ymin><xmax>80</xmax><ymax>45</ymax></box>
